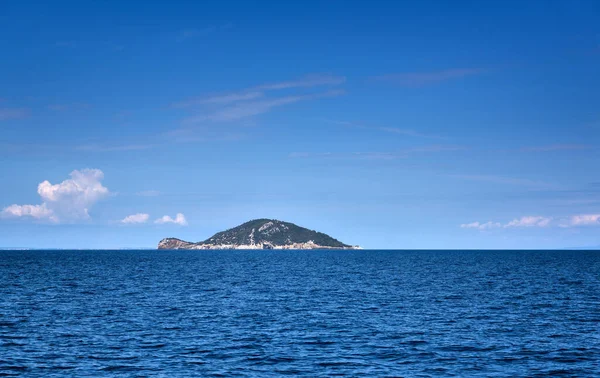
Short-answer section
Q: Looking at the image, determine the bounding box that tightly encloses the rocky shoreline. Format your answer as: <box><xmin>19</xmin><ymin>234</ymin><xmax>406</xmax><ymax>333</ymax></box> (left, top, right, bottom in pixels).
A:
<box><xmin>158</xmin><ymin>237</ymin><xmax>361</xmax><ymax>250</ymax></box>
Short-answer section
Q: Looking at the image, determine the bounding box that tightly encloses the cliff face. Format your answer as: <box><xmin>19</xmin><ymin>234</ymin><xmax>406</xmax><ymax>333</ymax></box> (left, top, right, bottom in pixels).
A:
<box><xmin>158</xmin><ymin>219</ymin><xmax>360</xmax><ymax>250</ymax></box>
<box><xmin>158</xmin><ymin>238</ymin><xmax>194</xmax><ymax>250</ymax></box>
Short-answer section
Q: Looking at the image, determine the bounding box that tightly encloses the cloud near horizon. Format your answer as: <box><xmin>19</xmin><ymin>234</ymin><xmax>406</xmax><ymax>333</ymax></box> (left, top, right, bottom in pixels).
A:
<box><xmin>568</xmin><ymin>214</ymin><xmax>600</xmax><ymax>227</ymax></box>
<box><xmin>505</xmin><ymin>216</ymin><xmax>553</xmax><ymax>228</ymax></box>
<box><xmin>462</xmin><ymin>214</ymin><xmax>600</xmax><ymax>230</ymax></box>
<box><xmin>460</xmin><ymin>221</ymin><xmax>502</xmax><ymax>230</ymax></box>
<box><xmin>155</xmin><ymin>213</ymin><xmax>188</xmax><ymax>226</ymax></box>
<box><xmin>120</xmin><ymin>213</ymin><xmax>150</xmax><ymax>224</ymax></box>
<box><xmin>461</xmin><ymin>216</ymin><xmax>553</xmax><ymax>230</ymax></box>
<box><xmin>1</xmin><ymin>169</ymin><xmax>109</xmax><ymax>223</ymax></box>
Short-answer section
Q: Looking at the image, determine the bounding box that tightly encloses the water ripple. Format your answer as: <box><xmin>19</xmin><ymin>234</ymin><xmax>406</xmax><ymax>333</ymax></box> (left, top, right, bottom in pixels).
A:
<box><xmin>1</xmin><ymin>249</ymin><xmax>599</xmax><ymax>376</ymax></box>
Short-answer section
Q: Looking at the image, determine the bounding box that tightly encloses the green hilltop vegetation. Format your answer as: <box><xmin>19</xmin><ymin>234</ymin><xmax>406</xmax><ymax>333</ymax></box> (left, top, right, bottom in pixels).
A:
<box><xmin>203</xmin><ymin>218</ymin><xmax>350</xmax><ymax>248</ymax></box>
<box><xmin>158</xmin><ymin>218</ymin><xmax>358</xmax><ymax>249</ymax></box>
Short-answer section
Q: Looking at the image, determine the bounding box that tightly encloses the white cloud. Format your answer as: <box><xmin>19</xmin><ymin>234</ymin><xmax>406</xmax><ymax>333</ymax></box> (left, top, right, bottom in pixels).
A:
<box><xmin>505</xmin><ymin>216</ymin><xmax>552</xmax><ymax>228</ymax></box>
<box><xmin>568</xmin><ymin>214</ymin><xmax>600</xmax><ymax>227</ymax></box>
<box><xmin>1</xmin><ymin>169</ymin><xmax>109</xmax><ymax>223</ymax></box>
<box><xmin>2</xmin><ymin>203</ymin><xmax>56</xmax><ymax>222</ymax></box>
<box><xmin>121</xmin><ymin>213</ymin><xmax>149</xmax><ymax>224</ymax></box>
<box><xmin>155</xmin><ymin>213</ymin><xmax>187</xmax><ymax>226</ymax></box>
<box><xmin>461</xmin><ymin>216</ymin><xmax>552</xmax><ymax>230</ymax></box>
<box><xmin>460</xmin><ymin>221</ymin><xmax>502</xmax><ymax>230</ymax></box>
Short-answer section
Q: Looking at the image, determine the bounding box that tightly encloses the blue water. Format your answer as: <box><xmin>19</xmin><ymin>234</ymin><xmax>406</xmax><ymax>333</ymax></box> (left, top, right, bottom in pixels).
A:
<box><xmin>1</xmin><ymin>250</ymin><xmax>599</xmax><ymax>377</ymax></box>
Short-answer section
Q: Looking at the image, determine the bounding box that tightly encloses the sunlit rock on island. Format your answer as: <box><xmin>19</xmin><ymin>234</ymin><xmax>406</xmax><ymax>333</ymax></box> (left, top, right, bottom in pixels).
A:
<box><xmin>158</xmin><ymin>219</ymin><xmax>361</xmax><ymax>250</ymax></box>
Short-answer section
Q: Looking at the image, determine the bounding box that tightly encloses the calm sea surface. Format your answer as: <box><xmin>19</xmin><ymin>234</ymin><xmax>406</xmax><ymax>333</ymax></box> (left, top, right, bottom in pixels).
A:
<box><xmin>1</xmin><ymin>250</ymin><xmax>599</xmax><ymax>377</ymax></box>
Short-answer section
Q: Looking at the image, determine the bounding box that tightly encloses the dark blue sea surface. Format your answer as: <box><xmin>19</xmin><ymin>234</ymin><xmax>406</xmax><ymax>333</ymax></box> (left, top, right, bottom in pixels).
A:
<box><xmin>1</xmin><ymin>250</ymin><xmax>599</xmax><ymax>377</ymax></box>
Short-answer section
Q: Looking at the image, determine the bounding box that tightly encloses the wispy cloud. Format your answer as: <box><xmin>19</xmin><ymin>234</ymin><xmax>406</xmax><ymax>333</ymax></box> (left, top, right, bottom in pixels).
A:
<box><xmin>173</xmin><ymin>92</ymin><xmax>264</xmax><ymax>108</ymax></box>
<box><xmin>1</xmin><ymin>141</ymin><xmax>155</xmax><ymax>155</ymax></box>
<box><xmin>352</xmin><ymin>152</ymin><xmax>406</xmax><ymax>160</ymax></box>
<box><xmin>47</xmin><ymin>103</ymin><xmax>90</xmax><ymax>112</ymax></box>
<box><xmin>371</xmin><ymin>68</ymin><xmax>485</xmax><ymax>87</ymax></box>
<box><xmin>75</xmin><ymin>144</ymin><xmax>155</xmax><ymax>152</ymax></box>
<box><xmin>520</xmin><ymin>144</ymin><xmax>592</xmax><ymax>152</ymax></box>
<box><xmin>164</xmin><ymin>126</ymin><xmax>245</xmax><ymax>143</ymax></box>
<box><xmin>136</xmin><ymin>190</ymin><xmax>160</xmax><ymax>197</ymax></box>
<box><xmin>290</xmin><ymin>151</ymin><xmax>407</xmax><ymax>160</ymax></box>
<box><xmin>0</xmin><ymin>107</ymin><xmax>29</xmax><ymax>121</ymax></box>
<box><xmin>289</xmin><ymin>145</ymin><xmax>464</xmax><ymax>160</ymax></box>
<box><xmin>450</xmin><ymin>174</ymin><xmax>554</xmax><ymax>189</ymax></box>
<box><xmin>378</xmin><ymin>127</ymin><xmax>440</xmax><ymax>138</ymax></box>
<box><xmin>184</xmin><ymin>90</ymin><xmax>345</xmax><ymax>124</ymax></box>
<box><xmin>169</xmin><ymin>74</ymin><xmax>346</xmax><ymax>142</ymax></box>
<box><xmin>406</xmin><ymin>145</ymin><xmax>464</xmax><ymax>153</ymax></box>
<box><xmin>173</xmin><ymin>74</ymin><xmax>346</xmax><ymax>109</ymax></box>
<box><xmin>254</xmin><ymin>74</ymin><xmax>346</xmax><ymax>90</ymax></box>
<box><xmin>326</xmin><ymin>119</ymin><xmax>443</xmax><ymax>139</ymax></box>
<box><xmin>288</xmin><ymin>152</ymin><xmax>334</xmax><ymax>159</ymax></box>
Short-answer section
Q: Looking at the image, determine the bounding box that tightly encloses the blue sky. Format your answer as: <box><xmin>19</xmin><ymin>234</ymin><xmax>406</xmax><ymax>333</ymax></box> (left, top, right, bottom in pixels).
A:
<box><xmin>1</xmin><ymin>0</ymin><xmax>599</xmax><ymax>249</ymax></box>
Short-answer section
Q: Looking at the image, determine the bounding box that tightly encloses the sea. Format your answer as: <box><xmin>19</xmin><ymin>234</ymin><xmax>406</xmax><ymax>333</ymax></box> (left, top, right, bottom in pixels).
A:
<box><xmin>1</xmin><ymin>250</ymin><xmax>599</xmax><ymax>377</ymax></box>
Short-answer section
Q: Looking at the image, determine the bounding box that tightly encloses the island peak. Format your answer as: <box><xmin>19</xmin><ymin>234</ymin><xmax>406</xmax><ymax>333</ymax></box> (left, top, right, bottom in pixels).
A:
<box><xmin>158</xmin><ymin>219</ymin><xmax>360</xmax><ymax>250</ymax></box>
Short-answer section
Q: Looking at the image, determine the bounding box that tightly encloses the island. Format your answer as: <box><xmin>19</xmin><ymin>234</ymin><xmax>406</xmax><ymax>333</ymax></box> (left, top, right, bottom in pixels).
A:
<box><xmin>158</xmin><ymin>218</ymin><xmax>361</xmax><ymax>250</ymax></box>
